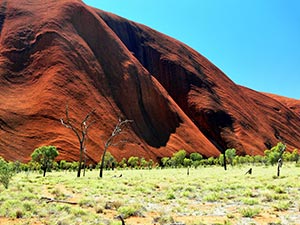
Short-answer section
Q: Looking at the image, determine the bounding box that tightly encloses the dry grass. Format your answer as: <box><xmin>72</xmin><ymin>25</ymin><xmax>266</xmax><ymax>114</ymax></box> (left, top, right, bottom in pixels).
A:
<box><xmin>0</xmin><ymin>164</ymin><xmax>299</xmax><ymax>224</ymax></box>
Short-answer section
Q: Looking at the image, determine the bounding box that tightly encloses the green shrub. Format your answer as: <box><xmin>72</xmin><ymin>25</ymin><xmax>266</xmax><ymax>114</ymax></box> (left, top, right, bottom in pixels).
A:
<box><xmin>264</xmin><ymin>142</ymin><xmax>286</xmax><ymax>165</ymax></box>
<box><xmin>127</xmin><ymin>156</ymin><xmax>139</xmax><ymax>168</ymax></box>
<box><xmin>171</xmin><ymin>149</ymin><xmax>186</xmax><ymax>167</ymax></box>
<box><xmin>0</xmin><ymin>157</ymin><xmax>15</xmax><ymax>189</ymax></box>
<box><xmin>225</xmin><ymin>148</ymin><xmax>236</xmax><ymax>166</ymax></box>
<box><xmin>183</xmin><ymin>158</ymin><xmax>192</xmax><ymax>167</ymax></box>
<box><xmin>190</xmin><ymin>152</ymin><xmax>203</xmax><ymax>161</ymax></box>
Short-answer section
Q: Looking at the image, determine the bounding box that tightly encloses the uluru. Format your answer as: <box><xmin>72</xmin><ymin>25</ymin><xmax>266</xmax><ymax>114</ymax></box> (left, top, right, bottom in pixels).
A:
<box><xmin>0</xmin><ymin>0</ymin><xmax>299</xmax><ymax>163</ymax></box>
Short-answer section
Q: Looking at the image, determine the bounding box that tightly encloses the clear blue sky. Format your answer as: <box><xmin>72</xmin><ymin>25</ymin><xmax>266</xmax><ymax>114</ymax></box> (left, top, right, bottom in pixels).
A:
<box><xmin>83</xmin><ymin>0</ymin><xmax>300</xmax><ymax>99</ymax></box>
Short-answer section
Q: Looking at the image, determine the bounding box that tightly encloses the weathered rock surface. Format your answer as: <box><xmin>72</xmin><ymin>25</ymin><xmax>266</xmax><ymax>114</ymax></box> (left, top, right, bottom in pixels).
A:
<box><xmin>265</xmin><ymin>93</ymin><xmax>300</xmax><ymax>118</ymax></box>
<box><xmin>0</xmin><ymin>0</ymin><xmax>299</xmax><ymax>162</ymax></box>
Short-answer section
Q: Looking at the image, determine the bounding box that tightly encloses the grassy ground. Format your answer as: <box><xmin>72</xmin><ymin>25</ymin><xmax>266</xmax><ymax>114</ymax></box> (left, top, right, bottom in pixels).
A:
<box><xmin>0</xmin><ymin>164</ymin><xmax>299</xmax><ymax>225</ymax></box>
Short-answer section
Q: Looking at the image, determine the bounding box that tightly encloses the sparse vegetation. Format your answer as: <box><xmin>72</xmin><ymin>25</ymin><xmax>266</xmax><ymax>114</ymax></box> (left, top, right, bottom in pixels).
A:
<box><xmin>0</xmin><ymin>142</ymin><xmax>299</xmax><ymax>224</ymax></box>
<box><xmin>0</xmin><ymin>164</ymin><xmax>299</xmax><ymax>224</ymax></box>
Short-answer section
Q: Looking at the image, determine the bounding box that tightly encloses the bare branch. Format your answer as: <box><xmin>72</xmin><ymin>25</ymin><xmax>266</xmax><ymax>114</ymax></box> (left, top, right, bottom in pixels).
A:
<box><xmin>83</xmin><ymin>109</ymin><xmax>96</xmax><ymax>123</ymax></box>
<box><xmin>60</xmin><ymin>104</ymin><xmax>96</xmax><ymax>177</ymax></box>
<box><xmin>110</xmin><ymin>119</ymin><xmax>133</xmax><ymax>137</ymax></box>
<box><xmin>111</xmin><ymin>139</ymin><xmax>130</xmax><ymax>146</ymax></box>
<box><xmin>86</xmin><ymin>119</ymin><xmax>97</xmax><ymax>130</ymax></box>
<box><xmin>99</xmin><ymin>118</ymin><xmax>133</xmax><ymax>178</ymax></box>
<box><xmin>60</xmin><ymin>118</ymin><xmax>67</xmax><ymax>126</ymax></box>
<box><xmin>65</xmin><ymin>104</ymin><xmax>71</xmax><ymax>124</ymax></box>
<box><xmin>41</xmin><ymin>197</ymin><xmax>78</xmax><ymax>205</ymax></box>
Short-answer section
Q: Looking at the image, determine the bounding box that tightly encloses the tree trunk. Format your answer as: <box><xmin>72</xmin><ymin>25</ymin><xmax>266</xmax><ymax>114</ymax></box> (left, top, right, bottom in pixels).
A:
<box><xmin>277</xmin><ymin>145</ymin><xmax>285</xmax><ymax>177</ymax></box>
<box><xmin>43</xmin><ymin>167</ymin><xmax>47</xmax><ymax>177</ymax></box>
<box><xmin>277</xmin><ymin>158</ymin><xmax>283</xmax><ymax>177</ymax></box>
<box><xmin>77</xmin><ymin>141</ymin><xmax>84</xmax><ymax>177</ymax></box>
<box><xmin>223</xmin><ymin>152</ymin><xmax>227</xmax><ymax>171</ymax></box>
<box><xmin>83</xmin><ymin>149</ymin><xmax>87</xmax><ymax>177</ymax></box>
<box><xmin>99</xmin><ymin>145</ymin><xmax>108</xmax><ymax>178</ymax></box>
<box><xmin>77</xmin><ymin>161</ymin><xmax>81</xmax><ymax>177</ymax></box>
<box><xmin>83</xmin><ymin>164</ymin><xmax>86</xmax><ymax>177</ymax></box>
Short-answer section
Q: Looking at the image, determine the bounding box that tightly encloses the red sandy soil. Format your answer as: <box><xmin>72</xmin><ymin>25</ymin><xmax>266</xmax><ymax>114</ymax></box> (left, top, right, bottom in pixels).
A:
<box><xmin>0</xmin><ymin>0</ymin><xmax>299</xmax><ymax>163</ymax></box>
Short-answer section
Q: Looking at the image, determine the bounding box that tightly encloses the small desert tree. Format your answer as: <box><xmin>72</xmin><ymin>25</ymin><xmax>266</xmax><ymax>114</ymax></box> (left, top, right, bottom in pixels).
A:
<box><xmin>183</xmin><ymin>158</ymin><xmax>192</xmax><ymax>167</ymax></box>
<box><xmin>127</xmin><ymin>156</ymin><xmax>139</xmax><ymax>168</ymax></box>
<box><xmin>190</xmin><ymin>152</ymin><xmax>203</xmax><ymax>162</ymax></box>
<box><xmin>0</xmin><ymin>157</ymin><xmax>15</xmax><ymax>189</ymax></box>
<box><xmin>264</xmin><ymin>142</ymin><xmax>286</xmax><ymax>166</ymax></box>
<box><xmin>171</xmin><ymin>149</ymin><xmax>186</xmax><ymax>167</ymax></box>
<box><xmin>161</xmin><ymin>157</ymin><xmax>171</xmax><ymax>168</ymax></box>
<box><xmin>60</xmin><ymin>105</ymin><xmax>95</xmax><ymax>177</ymax></box>
<box><xmin>99</xmin><ymin>118</ymin><xmax>133</xmax><ymax>178</ymax></box>
<box><xmin>225</xmin><ymin>148</ymin><xmax>236</xmax><ymax>166</ymax></box>
<box><xmin>190</xmin><ymin>153</ymin><xmax>203</xmax><ymax>168</ymax></box>
<box><xmin>31</xmin><ymin>146</ymin><xmax>59</xmax><ymax>177</ymax></box>
<box><xmin>264</xmin><ymin>142</ymin><xmax>286</xmax><ymax>176</ymax></box>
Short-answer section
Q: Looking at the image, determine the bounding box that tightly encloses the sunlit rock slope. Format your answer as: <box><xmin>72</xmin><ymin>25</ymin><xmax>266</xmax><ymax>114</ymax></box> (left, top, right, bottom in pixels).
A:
<box><xmin>0</xmin><ymin>0</ymin><xmax>299</xmax><ymax>162</ymax></box>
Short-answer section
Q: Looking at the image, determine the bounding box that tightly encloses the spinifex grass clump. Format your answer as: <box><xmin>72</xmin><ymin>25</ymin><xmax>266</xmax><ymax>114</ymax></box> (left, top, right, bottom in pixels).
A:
<box><xmin>117</xmin><ymin>204</ymin><xmax>145</xmax><ymax>219</ymax></box>
<box><xmin>241</xmin><ymin>197</ymin><xmax>260</xmax><ymax>205</ymax></box>
<box><xmin>273</xmin><ymin>201</ymin><xmax>292</xmax><ymax>211</ymax></box>
<box><xmin>240</xmin><ymin>207</ymin><xmax>261</xmax><ymax>218</ymax></box>
<box><xmin>203</xmin><ymin>192</ymin><xmax>222</xmax><ymax>202</ymax></box>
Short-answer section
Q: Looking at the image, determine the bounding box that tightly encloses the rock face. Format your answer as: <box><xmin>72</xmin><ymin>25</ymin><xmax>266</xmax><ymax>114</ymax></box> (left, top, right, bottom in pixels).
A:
<box><xmin>265</xmin><ymin>93</ymin><xmax>300</xmax><ymax>118</ymax></box>
<box><xmin>0</xmin><ymin>0</ymin><xmax>299</xmax><ymax>162</ymax></box>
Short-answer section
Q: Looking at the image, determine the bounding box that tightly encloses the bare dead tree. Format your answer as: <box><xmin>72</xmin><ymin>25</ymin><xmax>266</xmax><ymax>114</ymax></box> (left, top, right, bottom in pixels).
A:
<box><xmin>60</xmin><ymin>105</ymin><xmax>95</xmax><ymax>177</ymax></box>
<box><xmin>99</xmin><ymin>118</ymin><xmax>133</xmax><ymax>178</ymax></box>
